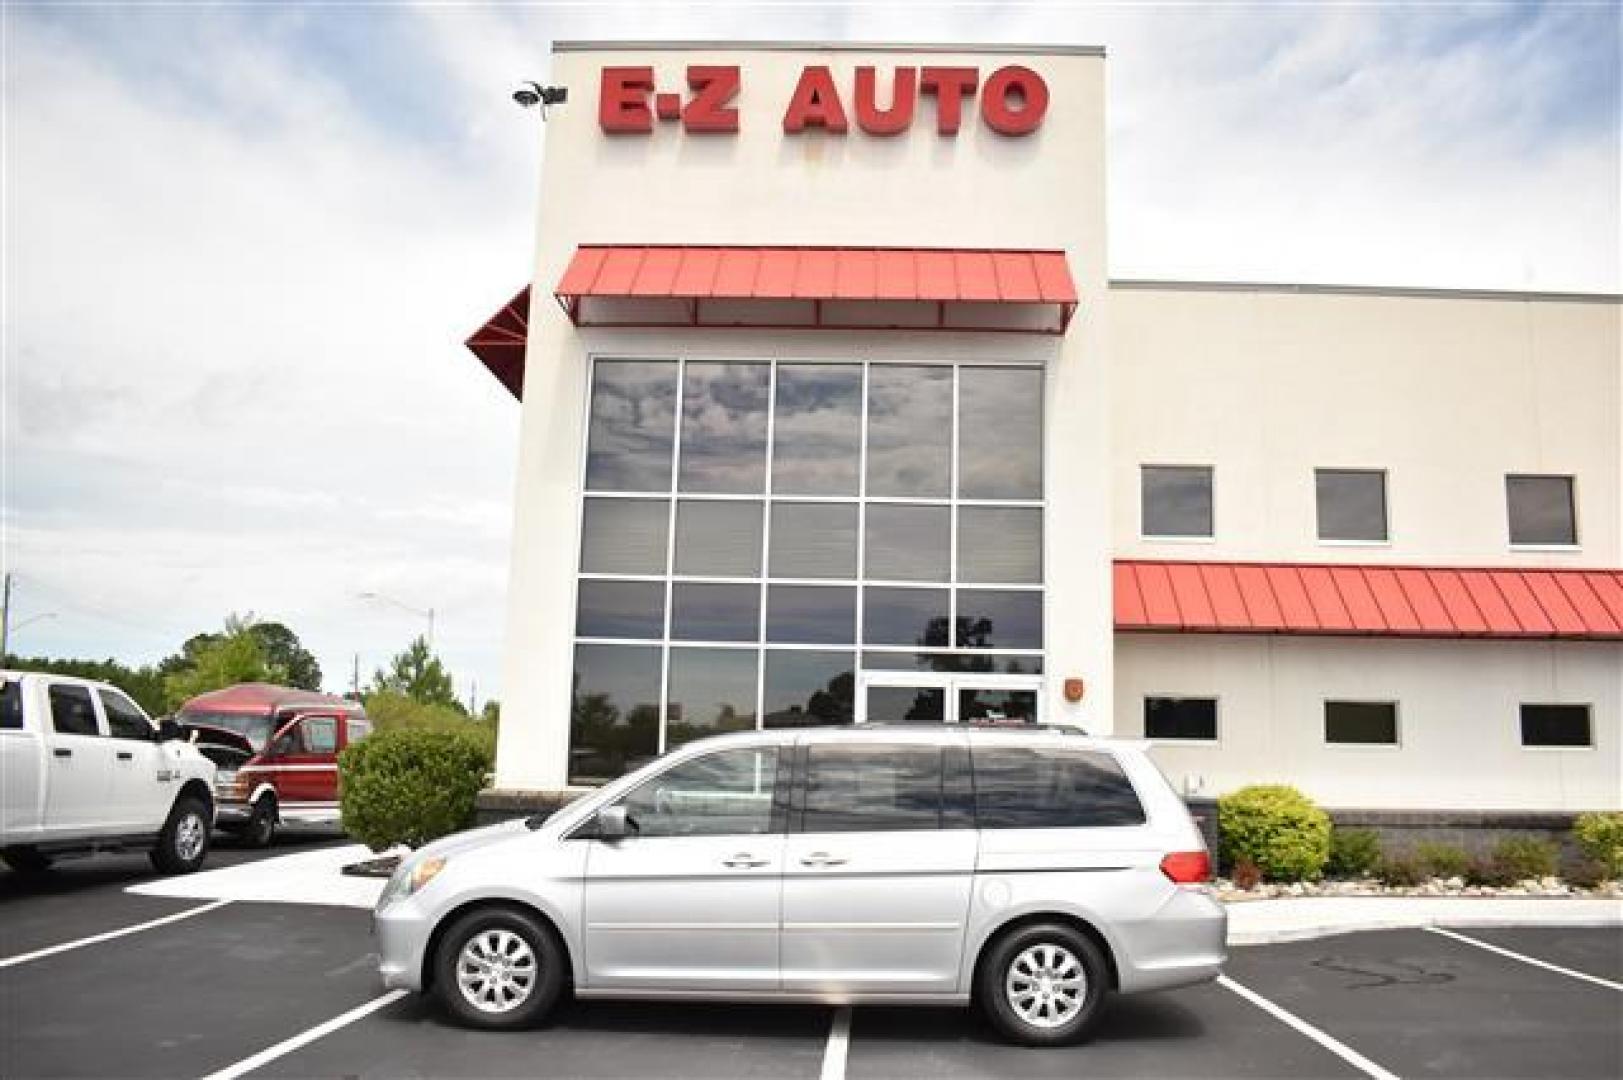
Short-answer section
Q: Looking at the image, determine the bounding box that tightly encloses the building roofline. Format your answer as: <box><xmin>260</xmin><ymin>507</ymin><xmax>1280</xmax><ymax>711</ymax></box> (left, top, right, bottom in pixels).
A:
<box><xmin>1109</xmin><ymin>279</ymin><xmax>1621</xmax><ymax>304</ymax></box>
<box><xmin>552</xmin><ymin>40</ymin><xmax>1105</xmax><ymax>57</ymax></box>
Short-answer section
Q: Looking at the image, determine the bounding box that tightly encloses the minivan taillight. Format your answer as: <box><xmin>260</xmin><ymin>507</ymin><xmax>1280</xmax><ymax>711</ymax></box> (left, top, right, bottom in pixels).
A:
<box><xmin>1160</xmin><ymin>851</ymin><xmax>1211</xmax><ymax>885</ymax></box>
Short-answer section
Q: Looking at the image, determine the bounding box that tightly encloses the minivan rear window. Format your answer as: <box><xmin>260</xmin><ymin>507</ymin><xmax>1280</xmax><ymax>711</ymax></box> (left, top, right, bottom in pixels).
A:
<box><xmin>972</xmin><ymin>747</ymin><xmax>1145</xmax><ymax>828</ymax></box>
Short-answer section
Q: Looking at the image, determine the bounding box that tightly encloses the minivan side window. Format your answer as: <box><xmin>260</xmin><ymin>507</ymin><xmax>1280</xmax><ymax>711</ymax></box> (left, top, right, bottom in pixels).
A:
<box><xmin>972</xmin><ymin>747</ymin><xmax>1146</xmax><ymax>828</ymax></box>
<box><xmin>800</xmin><ymin>744</ymin><xmax>942</xmax><ymax>832</ymax></box>
<box><xmin>616</xmin><ymin>747</ymin><xmax>779</xmax><ymax>838</ymax></box>
<box><xmin>48</xmin><ymin>685</ymin><xmax>100</xmax><ymax>737</ymax></box>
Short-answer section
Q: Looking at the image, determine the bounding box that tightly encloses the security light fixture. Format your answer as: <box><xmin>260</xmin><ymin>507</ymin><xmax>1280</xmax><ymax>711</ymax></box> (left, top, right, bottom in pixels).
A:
<box><xmin>513</xmin><ymin>82</ymin><xmax>567</xmax><ymax>117</ymax></box>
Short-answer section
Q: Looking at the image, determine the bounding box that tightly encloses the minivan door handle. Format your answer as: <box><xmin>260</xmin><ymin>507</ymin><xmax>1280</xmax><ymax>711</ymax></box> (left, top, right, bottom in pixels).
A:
<box><xmin>722</xmin><ymin>853</ymin><xmax>769</xmax><ymax>869</ymax></box>
<box><xmin>799</xmin><ymin>852</ymin><xmax>847</xmax><ymax>868</ymax></box>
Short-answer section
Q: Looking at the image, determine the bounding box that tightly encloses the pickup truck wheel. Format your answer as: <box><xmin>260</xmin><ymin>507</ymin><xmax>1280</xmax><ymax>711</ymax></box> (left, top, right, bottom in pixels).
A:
<box><xmin>150</xmin><ymin>795</ymin><xmax>211</xmax><ymax>874</ymax></box>
<box><xmin>1</xmin><ymin>846</ymin><xmax>54</xmax><ymax>873</ymax></box>
<box><xmin>244</xmin><ymin>797</ymin><xmax>276</xmax><ymax>848</ymax></box>
<box><xmin>433</xmin><ymin>907</ymin><xmax>565</xmax><ymax>1030</ymax></box>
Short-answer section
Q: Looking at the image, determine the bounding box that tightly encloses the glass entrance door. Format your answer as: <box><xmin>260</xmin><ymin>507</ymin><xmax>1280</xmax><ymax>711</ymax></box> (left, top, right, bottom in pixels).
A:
<box><xmin>858</xmin><ymin>673</ymin><xmax>1041</xmax><ymax>725</ymax></box>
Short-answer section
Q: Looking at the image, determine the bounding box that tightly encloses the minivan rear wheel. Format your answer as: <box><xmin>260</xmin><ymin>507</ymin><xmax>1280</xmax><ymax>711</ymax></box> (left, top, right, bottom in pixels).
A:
<box><xmin>433</xmin><ymin>907</ymin><xmax>565</xmax><ymax>1030</ymax></box>
<box><xmin>978</xmin><ymin>922</ymin><xmax>1109</xmax><ymax>1046</ymax></box>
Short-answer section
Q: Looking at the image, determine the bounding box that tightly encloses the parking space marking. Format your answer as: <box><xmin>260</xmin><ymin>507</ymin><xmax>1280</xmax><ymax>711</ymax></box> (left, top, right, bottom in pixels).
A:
<box><xmin>200</xmin><ymin>989</ymin><xmax>408</xmax><ymax>1080</ymax></box>
<box><xmin>1425</xmin><ymin>927</ymin><xmax>1623</xmax><ymax>992</ymax></box>
<box><xmin>819</xmin><ymin>1006</ymin><xmax>851</xmax><ymax>1080</ymax></box>
<box><xmin>1218</xmin><ymin>975</ymin><xmax>1400</xmax><ymax>1080</ymax></box>
<box><xmin>0</xmin><ymin>897</ymin><xmax>231</xmax><ymax>969</ymax></box>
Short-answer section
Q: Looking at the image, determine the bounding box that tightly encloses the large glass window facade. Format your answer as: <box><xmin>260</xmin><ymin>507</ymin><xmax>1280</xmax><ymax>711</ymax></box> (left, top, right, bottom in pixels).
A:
<box><xmin>570</xmin><ymin>358</ymin><xmax>1045</xmax><ymax>784</ymax></box>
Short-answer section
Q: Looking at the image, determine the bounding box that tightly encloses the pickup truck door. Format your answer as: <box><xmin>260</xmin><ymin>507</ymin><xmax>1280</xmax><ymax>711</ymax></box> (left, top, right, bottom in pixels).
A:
<box><xmin>42</xmin><ymin>683</ymin><xmax>116</xmax><ymax>833</ymax></box>
<box><xmin>98</xmin><ymin>688</ymin><xmax>169</xmax><ymax>829</ymax></box>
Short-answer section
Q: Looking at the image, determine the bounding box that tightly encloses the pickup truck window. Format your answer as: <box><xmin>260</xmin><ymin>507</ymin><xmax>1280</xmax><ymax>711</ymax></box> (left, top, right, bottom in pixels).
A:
<box><xmin>1</xmin><ymin>681</ymin><xmax>21</xmax><ymax>730</ymax></box>
<box><xmin>99</xmin><ymin>690</ymin><xmax>151</xmax><ymax>741</ymax></box>
<box><xmin>49</xmin><ymin>684</ymin><xmax>101</xmax><ymax>737</ymax></box>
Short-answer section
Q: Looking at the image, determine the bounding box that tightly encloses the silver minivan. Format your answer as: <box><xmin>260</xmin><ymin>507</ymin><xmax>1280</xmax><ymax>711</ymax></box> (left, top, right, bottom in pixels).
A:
<box><xmin>374</xmin><ymin>726</ymin><xmax>1226</xmax><ymax>1046</ymax></box>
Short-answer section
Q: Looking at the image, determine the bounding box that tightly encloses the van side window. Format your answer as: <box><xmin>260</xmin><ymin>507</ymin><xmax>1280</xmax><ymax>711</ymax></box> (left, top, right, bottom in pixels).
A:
<box><xmin>800</xmin><ymin>744</ymin><xmax>942</xmax><ymax>832</ymax></box>
<box><xmin>99</xmin><ymin>690</ymin><xmax>151</xmax><ymax>741</ymax></box>
<box><xmin>1</xmin><ymin>681</ymin><xmax>22</xmax><ymax>730</ymax></box>
<box><xmin>303</xmin><ymin>717</ymin><xmax>339</xmax><ymax>754</ymax></box>
<box><xmin>972</xmin><ymin>747</ymin><xmax>1145</xmax><ymax>828</ymax></box>
<box><xmin>347</xmin><ymin>718</ymin><xmax>372</xmax><ymax>743</ymax></box>
<box><xmin>49</xmin><ymin>685</ymin><xmax>100</xmax><ymax>737</ymax></box>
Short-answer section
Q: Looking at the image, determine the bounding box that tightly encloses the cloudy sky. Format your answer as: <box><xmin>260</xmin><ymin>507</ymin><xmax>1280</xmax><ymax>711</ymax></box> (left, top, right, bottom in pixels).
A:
<box><xmin>3</xmin><ymin>2</ymin><xmax>1618</xmax><ymax>704</ymax></box>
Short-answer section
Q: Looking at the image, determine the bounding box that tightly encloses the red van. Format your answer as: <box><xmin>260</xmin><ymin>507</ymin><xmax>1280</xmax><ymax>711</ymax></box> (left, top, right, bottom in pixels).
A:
<box><xmin>176</xmin><ymin>683</ymin><xmax>369</xmax><ymax>847</ymax></box>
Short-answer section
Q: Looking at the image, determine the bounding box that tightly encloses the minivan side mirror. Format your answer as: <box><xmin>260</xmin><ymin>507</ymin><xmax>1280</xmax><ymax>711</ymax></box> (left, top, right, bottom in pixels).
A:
<box><xmin>596</xmin><ymin>805</ymin><xmax>636</xmax><ymax>840</ymax></box>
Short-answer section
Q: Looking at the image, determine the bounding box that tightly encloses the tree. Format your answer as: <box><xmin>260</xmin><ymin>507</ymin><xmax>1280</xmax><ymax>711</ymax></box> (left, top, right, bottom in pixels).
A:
<box><xmin>161</xmin><ymin>618</ymin><xmax>320</xmax><ymax>692</ymax></box>
<box><xmin>2</xmin><ymin>654</ymin><xmax>166</xmax><ymax>716</ymax></box>
<box><xmin>162</xmin><ymin>615</ymin><xmax>285</xmax><ymax>709</ymax></box>
<box><xmin>369</xmin><ymin>636</ymin><xmax>460</xmax><ymax>711</ymax></box>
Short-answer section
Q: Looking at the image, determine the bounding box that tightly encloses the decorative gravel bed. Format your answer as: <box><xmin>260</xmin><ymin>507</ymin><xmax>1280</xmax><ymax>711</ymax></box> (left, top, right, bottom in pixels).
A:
<box><xmin>1215</xmin><ymin>876</ymin><xmax>1623</xmax><ymax>902</ymax></box>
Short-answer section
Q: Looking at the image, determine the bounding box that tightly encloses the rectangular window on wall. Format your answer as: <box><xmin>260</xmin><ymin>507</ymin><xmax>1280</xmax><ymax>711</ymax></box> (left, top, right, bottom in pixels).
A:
<box><xmin>1144</xmin><ymin>697</ymin><xmax>1217</xmax><ymax>741</ymax></box>
<box><xmin>569</xmin><ymin>644</ymin><xmax>661</xmax><ymax>786</ymax></box>
<box><xmin>1519</xmin><ymin>704</ymin><xmax>1592</xmax><ymax>747</ymax></box>
<box><xmin>958</xmin><ymin>367</ymin><xmax>1043</xmax><ymax>499</ymax></box>
<box><xmin>1506</xmin><ymin>475</ymin><xmax>1577</xmax><ymax>546</ymax></box>
<box><xmin>1325</xmin><ymin>701</ymin><xmax>1398</xmax><ymax>746</ymax></box>
<box><xmin>771</xmin><ymin>364</ymin><xmax>862</xmax><ymax>495</ymax></box>
<box><xmin>1142</xmin><ymin>465</ymin><xmax>1213</xmax><ymax>538</ymax></box>
<box><xmin>680</xmin><ymin>362</ymin><xmax>771</xmax><ymax>494</ymax></box>
<box><xmin>1316</xmin><ymin>469</ymin><xmax>1388</xmax><ymax>543</ymax></box>
<box><xmin>866</xmin><ymin>366</ymin><xmax>951</xmax><ymax>497</ymax></box>
<box><xmin>584</xmin><ymin>361</ymin><xmax>678</xmax><ymax>492</ymax></box>
<box><xmin>666</xmin><ymin>648</ymin><xmax>759</xmax><ymax>747</ymax></box>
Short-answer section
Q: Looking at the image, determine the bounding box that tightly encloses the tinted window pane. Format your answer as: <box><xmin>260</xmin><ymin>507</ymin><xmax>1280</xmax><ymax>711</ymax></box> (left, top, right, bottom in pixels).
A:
<box><xmin>1507</xmin><ymin>475</ymin><xmax>1577</xmax><ymax>545</ymax></box>
<box><xmin>680</xmin><ymin>363</ymin><xmax>770</xmax><ymax>493</ymax></box>
<box><xmin>864</xmin><ymin>587</ymin><xmax>950</xmax><ymax>646</ymax></box>
<box><xmin>867</xmin><ymin>366</ymin><xmax>951</xmax><ymax>497</ymax></box>
<box><xmin>1</xmin><ymin>681</ymin><xmax>21</xmax><ymax>730</ymax></box>
<box><xmin>1144</xmin><ymin>697</ymin><xmax>1217</xmax><ymax>740</ymax></box>
<box><xmin>1324</xmin><ymin>701</ymin><xmax>1398</xmax><ymax>745</ymax></box>
<box><xmin>581</xmin><ymin>498</ymin><xmax>669</xmax><ymax>575</ymax></box>
<box><xmin>671</xmin><ymin>583</ymin><xmax>761</xmax><ymax>641</ymax></box>
<box><xmin>801</xmin><ymin>745</ymin><xmax>942</xmax><ymax>831</ymax></box>
<box><xmin>865</xmin><ymin>504</ymin><xmax>949</xmax><ymax>582</ymax></box>
<box><xmin>861</xmin><ymin>652</ymin><xmax>1044</xmax><ymax>674</ymax></box>
<box><xmin>618</xmin><ymin>747</ymin><xmax>778</xmax><ymax>837</ymax></box>
<box><xmin>585</xmin><ymin>361</ymin><xmax>677</xmax><ymax>492</ymax></box>
<box><xmin>772</xmin><ymin>364</ymin><xmax>861</xmax><ymax>495</ymax></box>
<box><xmin>1520</xmin><ymin>704</ymin><xmax>1592</xmax><ymax>747</ymax></box>
<box><xmin>767</xmin><ymin>586</ymin><xmax>856</xmax><ymax>644</ymax></box>
<box><xmin>959</xmin><ymin>368</ymin><xmax>1042</xmax><ymax>499</ymax></box>
<box><xmin>99</xmin><ymin>690</ymin><xmax>152</xmax><ymax>741</ymax></box>
<box><xmin>973</xmin><ymin>748</ymin><xmax>1146</xmax><ymax>828</ymax></box>
<box><xmin>956</xmin><ymin>590</ymin><xmax>1042</xmax><ymax>649</ymax></box>
<box><xmin>666</xmin><ymin>648</ymin><xmax>759</xmax><ymax>746</ymax></box>
<box><xmin>576</xmin><ymin>580</ymin><xmax>666</xmax><ymax>639</ymax></box>
<box><xmin>1142</xmin><ymin>466</ymin><xmax>1213</xmax><ymax>538</ymax></box>
<box><xmin>569</xmin><ymin>645</ymin><xmax>661</xmax><ymax>785</ymax></box>
<box><xmin>770</xmin><ymin>503</ymin><xmax>858</xmax><ymax>579</ymax></box>
<box><xmin>674</xmin><ymin>500</ymin><xmax>762</xmax><ymax>577</ymax></box>
<box><xmin>959</xmin><ymin>688</ymin><xmax>1038</xmax><ymax>725</ymax></box>
<box><xmin>958</xmin><ymin>506</ymin><xmax>1042</xmax><ymax>584</ymax></box>
<box><xmin>763</xmin><ymin>651</ymin><xmax>854</xmax><ymax>727</ymax></box>
<box><xmin>1316</xmin><ymin>470</ymin><xmax>1388</xmax><ymax>542</ymax></box>
<box><xmin>866</xmin><ymin>686</ymin><xmax>947</xmax><ymax>724</ymax></box>
<box><xmin>49</xmin><ymin>684</ymin><xmax>99</xmax><ymax>736</ymax></box>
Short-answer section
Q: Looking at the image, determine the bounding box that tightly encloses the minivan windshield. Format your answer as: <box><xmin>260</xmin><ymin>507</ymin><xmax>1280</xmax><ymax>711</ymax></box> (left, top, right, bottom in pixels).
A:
<box><xmin>180</xmin><ymin>711</ymin><xmax>276</xmax><ymax>751</ymax></box>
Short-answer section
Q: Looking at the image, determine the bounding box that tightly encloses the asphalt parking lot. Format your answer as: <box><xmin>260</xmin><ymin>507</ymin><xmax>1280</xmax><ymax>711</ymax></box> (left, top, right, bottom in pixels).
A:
<box><xmin>2</xmin><ymin>845</ymin><xmax>1619</xmax><ymax>1080</ymax></box>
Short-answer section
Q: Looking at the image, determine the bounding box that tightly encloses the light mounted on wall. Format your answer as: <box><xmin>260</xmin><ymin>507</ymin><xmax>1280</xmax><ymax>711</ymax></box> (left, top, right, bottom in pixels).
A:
<box><xmin>513</xmin><ymin>81</ymin><xmax>568</xmax><ymax>119</ymax></box>
<box><xmin>1063</xmin><ymin>678</ymin><xmax>1086</xmax><ymax>704</ymax></box>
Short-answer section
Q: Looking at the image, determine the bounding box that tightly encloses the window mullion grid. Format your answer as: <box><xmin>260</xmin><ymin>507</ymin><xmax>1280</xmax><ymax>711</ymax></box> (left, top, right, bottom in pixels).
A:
<box><xmin>756</xmin><ymin>360</ymin><xmax>778</xmax><ymax>730</ymax></box>
<box><xmin>658</xmin><ymin>357</ymin><xmax>687</xmax><ymax>755</ymax></box>
<box><xmin>856</xmin><ymin>360</ymin><xmax>870</xmax><ymax>658</ymax></box>
<box><xmin>948</xmin><ymin>364</ymin><xmax>961</xmax><ymax>665</ymax></box>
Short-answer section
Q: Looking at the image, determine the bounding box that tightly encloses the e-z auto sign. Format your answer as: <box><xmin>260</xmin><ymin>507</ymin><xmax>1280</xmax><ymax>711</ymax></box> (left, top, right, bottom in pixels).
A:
<box><xmin>599</xmin><ymin>64</ymin><xmax>1049</xmax><ymax>136</ymax></box>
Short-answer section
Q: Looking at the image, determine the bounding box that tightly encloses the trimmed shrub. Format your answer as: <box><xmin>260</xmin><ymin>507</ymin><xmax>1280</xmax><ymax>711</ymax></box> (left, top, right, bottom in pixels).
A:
<box><xmin>1573</xmin><ymin>812</ymin><xmax>1623</xmax><ymax>880</ymax></box>
<box><xmin>1231</xmin><ymin>858</ymin><xmax>1262</xmax><ymax>891</ymax></box>
<box><xmin>1492</xmin><ymin>836</ymin><xmax>1559</xmax><ymax>882</ymax></box>
<box><xmin>1378</xmin><ymin>855</ymin><xmax>1425</xmax><ymax>888</ymax></box>
<box><xmin>1414</xmin><ymin>842</ymin><xmax>1471</xmax><ymax>880</ymax></box>
<box><xmin>1218</xmin><ymin>785</ymin><xmax>1331</xmax><ymax>881</ymax></box>
<box><xmin>1326</xmin><ymin>828</ymin><xmax>1382</xmax><ymax>879</ymax></box>
<box><xmin>339</xmin><ymin>725</ymin><xmax>494</xmax><ymax>851</ymax></box>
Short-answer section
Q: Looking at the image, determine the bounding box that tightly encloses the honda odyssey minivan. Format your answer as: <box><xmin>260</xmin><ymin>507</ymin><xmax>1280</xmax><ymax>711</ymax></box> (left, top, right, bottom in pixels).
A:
<box><xmin>374</xmin><ymin>725</ymin><xmax>1225</xmax><ymax>1046</ymax></box>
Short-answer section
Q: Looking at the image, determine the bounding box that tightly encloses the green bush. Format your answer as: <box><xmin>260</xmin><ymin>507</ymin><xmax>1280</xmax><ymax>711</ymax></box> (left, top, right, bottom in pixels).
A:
<box><xmin>1378</xmin><ymin>855</ymin><xmax>1425</xmax><ymax>888</ymax></box>
<box><xmin>1414</xmin><ymin>842</ymin><xmax>1471</xmax><ymax>880</ymax></box>
<box><xmin>1565</xmin><ymin>859</ymin><xmax>1606</xmax><ymax>890</ymax></box>
<box><xmin>339</xmin><ymin>725</ymin><xmax>494</xmax><ymax>851</ymax></box>
<box><xmin>1573</xmin><ymin>812</ymin><xmax>1623</xmax><ymax>880</ymax></box>
<box><xmin>1465</xmin><ymin>856</ymin><xmax>1509</xmax><ymax>887</ymax></box>
<box><xmin>1326</xmin><ymin>828</ymin><xmax>1382</xmax><ymax>878</ymax></box>
<box><xmin>1218</xmin><ymin>785</ymin><xmax>1332</xmax><ymax>881</ymax></box>
<box><xmin>1492</xmin><ymin>836</ymin><xmax>1559</xmax><ymax>882</ymax></box>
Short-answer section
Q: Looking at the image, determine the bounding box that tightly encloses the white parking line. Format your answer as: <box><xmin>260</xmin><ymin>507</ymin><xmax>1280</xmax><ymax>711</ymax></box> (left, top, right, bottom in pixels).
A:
<box><xmin>199</xmin><ymin>989</ymin><xmax>408</xmax><ymax>1080</ymax></box>
<box><xmin>820</xmin><ymin>1006</ymin><xmax>852</xmax><ymax>1080</ymax></box>
<box><xmin>0</xmin><ymin>899</ymin><xmax>232</xmax><ymax>969</ymax></box>
<box><xmin>1425</xmin><ymin>927</ymin><xmax>1623</xmax><ymax>992</ymax></box>
<box><xmin>1218</xmin><ymin>975</ymin><xmax>1400</xmax><ymax>1080</ymax></box>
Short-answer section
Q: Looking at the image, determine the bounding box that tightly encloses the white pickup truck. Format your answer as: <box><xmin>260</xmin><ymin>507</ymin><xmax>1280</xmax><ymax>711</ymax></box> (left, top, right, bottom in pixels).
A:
<box><xmin>1</xmin><ymin>670</ymin><xmax>218</xmax><ymax>874</ymax></box>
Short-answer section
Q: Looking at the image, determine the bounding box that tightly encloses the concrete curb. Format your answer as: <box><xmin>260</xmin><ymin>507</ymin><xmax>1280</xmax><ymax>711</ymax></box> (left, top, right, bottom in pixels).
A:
<box><xmin>1226</xmin><ymin>895</ymin><xmax>1623</xmax><ymax>945</ymax></box>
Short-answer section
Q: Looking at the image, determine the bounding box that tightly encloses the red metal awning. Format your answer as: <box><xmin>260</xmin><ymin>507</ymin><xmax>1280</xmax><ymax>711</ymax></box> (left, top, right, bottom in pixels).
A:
<box><xmin>1114</xmin><ymin>560</ymin><xmax>1623</xmax><ymax>640</ymax></box>
<box><xmin>553</xmin><ymin>245</ymin><xmax>1078</xmax><ymax>333</ymax></box>
<box><xmin>465</xmin><ymin>288</ymin><xmax>530</xmax><ymax>399</ymax></box>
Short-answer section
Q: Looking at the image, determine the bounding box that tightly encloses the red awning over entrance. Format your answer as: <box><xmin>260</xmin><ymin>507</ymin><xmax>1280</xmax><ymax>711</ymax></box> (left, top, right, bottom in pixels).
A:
<box><xmin>1114</xmin><ymin>560</ymin><xmax>1623</xmax><ymax>640</ymax></box>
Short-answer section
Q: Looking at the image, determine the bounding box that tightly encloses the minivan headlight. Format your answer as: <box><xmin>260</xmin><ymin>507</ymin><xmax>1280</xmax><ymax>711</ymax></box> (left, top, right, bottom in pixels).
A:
<box><xmin>380</xmin><ymin>855</ymin><xmax>447</xmax><ymax>908</ymax></box>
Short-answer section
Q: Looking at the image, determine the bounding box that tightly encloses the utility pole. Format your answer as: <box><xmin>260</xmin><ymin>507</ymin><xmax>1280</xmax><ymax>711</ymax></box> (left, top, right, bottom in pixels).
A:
<box><xmin>1</xmin><ymin>572</ymin><xmax>12</xmax><ymax>661</ymax></box>
<box><xmin>351</xmin><ymin>653</ymin><xmax>360</xmax><ymax>697</ymax></box>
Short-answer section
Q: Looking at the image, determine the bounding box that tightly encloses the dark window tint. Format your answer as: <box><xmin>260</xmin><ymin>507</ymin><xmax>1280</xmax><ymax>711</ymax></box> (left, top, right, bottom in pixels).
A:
<box><xmin>585</xmin><ymin>361</ymin><xmax>677</xmax><ymax>492</ymax></box>
<box><xmin>867</xmin><ymin>366</ymin><xmax>951</xmax><ymax>497</ymax></box>
<box><xmin>863</xmin><ymin>587</ymin><xmax>949</xmax><ymax>646</ymax></box>
<box><xmin>772</xmin><ymin>364</ymin><xmax>862</xmax><ymax>495</ymax></box>
<box><xmin>801</xmin><ymin>744</ymin><xmax>942</xmax><ymax>832</ymax></box>
<box><xmin>769</xmin><ymin>503</ymin><xmax>858</xmax><ymax>579</ymax></box>
<box><xmin>674</xmin><ymin>500</ymin><xmax>762</xmax><ymax>577</ymax></box>
<box><xmin>1507</xmin><ymin>475</ymin><xmax>1577</xmax><ymax>545</ymax></box>
<box><xmin>618</xmin><ymin>747</ymin><xmax>779</xmax><ymax>838</ymax></box>
<box><xmin>866</xmin><ymin>686</ymin><xmax>947</xmax><ymax>724</ymax></box>
<box><xmin>1520</xmin><ymin>704</ymin><xmax>1592</xmax><ymax>747</ymax></box>
<box><xmin>680</xmin><ymin>363</ymin><xmax>770</xmax><ymax>493</ymax></box>
<box><xmin>570</xmin><ymin>644</ymin><xmax>661</xmax><ymax>786</ymax></box>
<box><xmin>958</xmin><ymin>367</ymin><xmax>1042</xmax><ymax>499</ymax></box>
<box><xmin>763</xmin><ymin>651</ymin><xmax>854</xmax><ymax>727</ymax></box>
<box><xmin>865</xmin><ymin>504</ymin><xmax>949</xmax><ymax>582</ymax></box>
<box><xmin>1144</xmin><ymin>697</ymin><xmax>1217</xmax><ymax>741</ymax></box>
<box><xmin>1316</xmin><ymin>469</ymin><xmax>1388</xmax><ymax>542</ymax></box>
<box><xmin>973</xmin><ymin>748</ymin><xmax>1145</xmax><ymax>828</ymax></box>
<box><xmin>767</xmin><ymin>586</ymin><xmax>856</xmax><ymax>644</ymax></box>
<box><xmin>666</xmin><ymin>649</ymin><xmax>758</xmax><ymax>746</ymax></box>
<box><xmin>956</xmin><ymin>590</ymin><xmax>1042</xmax><ymax>650</ymax></box>
<box><xmin>1324</xmin><ymin>701</ymin><xmax>1398</xmax><ymax>745</ymax></box>
<box><xmin>99</xmin><ymin>690</ymin><xmax>151</xmax><ymax>741</ymax></box>
<box><xmin>576</xmin><ymin>580</ymin><xmax>665</xmax><ymax>639</ymax></box>
<box><xmin>580</xmin><ymin>498</ymin><xmax>669</xmax><ymax>575</ymax></box>
<box><xmin>49</xmin><ymin>684</ymin><xmax>99</xmax><ymax>736</ymax></box>
<box><xmin>671</xmin><ymin>583</ymin><xmax>760</xmax><ymax>641</ymax></box>
<box><xmin>1142</xmin><ymin>466</ymin><xmax>1213</xmax><ymax>538</ymax></box>
<box><xmin>1</xmin><ymin>680</ymin><xmax>22</xmax><ymax>730</ymax></box>
<box><xmin>958</xmin><ymin>506</ymin><xmax>1042</xmax><ymax>584</ymax></box>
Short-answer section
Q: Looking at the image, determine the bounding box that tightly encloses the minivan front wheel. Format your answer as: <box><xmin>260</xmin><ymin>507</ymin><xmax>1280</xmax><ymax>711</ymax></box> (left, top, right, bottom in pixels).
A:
<box><xmin>433</xmin><ymin>907</ymin><xmax>564</xmax><ymax>1030</ymax></box>
<box><xmin>978</xmin><ymin>922</ymin><xmax>1109</xmax><ymax>1046</ymax></box>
